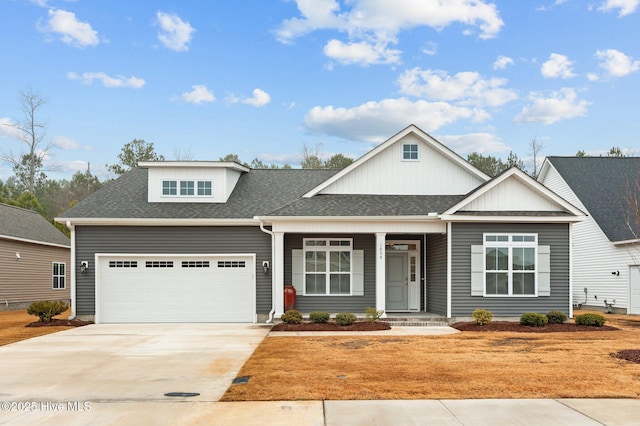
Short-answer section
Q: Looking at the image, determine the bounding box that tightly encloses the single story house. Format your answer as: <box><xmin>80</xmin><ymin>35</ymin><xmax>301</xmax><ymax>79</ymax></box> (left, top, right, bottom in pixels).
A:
<box><xmin>538</xmin><ymin>156</ymin><xmax>640</xmax><ymax>314</ymax></box>
<box><xmin>58</xmin><ymin>125</ymin><xmax>585</xmax><ymax>323</ymax></box>
<box><xmin>0</xmin><ymin>203</ymin><xmax>70</xmax><ymax>310</ymax></box>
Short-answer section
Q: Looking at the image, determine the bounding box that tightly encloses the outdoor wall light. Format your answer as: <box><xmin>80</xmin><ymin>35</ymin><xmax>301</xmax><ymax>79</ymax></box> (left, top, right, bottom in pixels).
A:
<box><xmin>81</xmin><ymin>261</ymin><xmax>89</xmax><ymax>274</ymax></box>
<box><xmin>15</xmin><ymin>252</ymin><xmax>20</xmax><ymax>261</ymax></box>
<box><xmin>611</xmin><ymin>270</ymin><xmax>620</xmax><ymax>276</ymax></box>
<box><xmin>262</xmin><ymin>261</ymin><xmax>270</xmax><ymax>274</ymax></box>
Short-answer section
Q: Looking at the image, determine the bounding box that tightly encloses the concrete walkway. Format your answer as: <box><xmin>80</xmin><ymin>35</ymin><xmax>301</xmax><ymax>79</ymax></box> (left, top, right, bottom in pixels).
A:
<box><xmin>1</xmin><ymin>325</ymin><xmax>639</xmax><ymax>425</ymax></box>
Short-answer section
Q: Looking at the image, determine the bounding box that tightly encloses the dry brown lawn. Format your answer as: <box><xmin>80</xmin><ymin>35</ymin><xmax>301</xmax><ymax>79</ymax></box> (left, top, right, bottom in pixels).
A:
<box><xmin>221</xmin><ymin>311</ymin><xmax>640</xmax><ymax>401</ymax></box>
<box><xmin>0</xmin><ymin>309</ymin><xmax>75</xmax><ymax>346</ymax></box>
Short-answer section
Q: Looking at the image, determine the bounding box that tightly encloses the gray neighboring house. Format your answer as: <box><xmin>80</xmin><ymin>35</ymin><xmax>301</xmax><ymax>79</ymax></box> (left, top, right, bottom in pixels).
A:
<box><xmin>0</xmin><ymin>203</ymin><xmax>70</xmax><ymax>310</ymax></box>
<box><xmin>538</xmin><ymin>156</ymin><xmax>640</xmax><ymax>314</ymax></box>
<box><xmin>58</xmin><ymin>125</ymin><xmax>585</xmax><ymax>323</ymax></box>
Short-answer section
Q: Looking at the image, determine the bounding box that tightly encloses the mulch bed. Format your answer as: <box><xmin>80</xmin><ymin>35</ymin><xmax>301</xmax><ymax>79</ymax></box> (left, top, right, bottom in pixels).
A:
<box><xmin>271</xmin><ymin>321</ymin><xmax>391</xmax><ymax>331</ymax></box>
<box><xmin>452</xmin><ymin>321</ymin><xmax>619</xmax><ymax>333</ymax></box>
<box><xmin>26</xmin><ymin>319</ymin><xmax>93</xmax><ymax>328</ymax></box>
<box><xmin>611</xmin><ymin>349</ymin><xmax>640</xmax><ymax>364</ymax></box>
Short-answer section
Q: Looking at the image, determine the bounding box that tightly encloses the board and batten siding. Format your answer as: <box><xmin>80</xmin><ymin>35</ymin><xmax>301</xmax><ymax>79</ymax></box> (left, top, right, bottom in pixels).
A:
<box><xmin>450</xmin><ymin>223</ymin><xmax>570</xmax><ymax>317</ymax></box>
<box><xmin>0</xmin><ymin>238</ymin><xmax>70</xmax><ymax>309</ymax></box>
<box><xmin>74</xmin><ymin>226</ymin><xmax>272</xmax><ymax>316</ymax></box>
<box><xmin>284</xmin><ymin>234</ymin><xmax>375</xmax><ymax>312</ymax></box>
<box><xmin>426</xmin><ymin>234</ymin><xmax>447</xmax><ymax>316</ymax></box>
<box><xmin>541</xmin><ymin>164</ymin><xmax>638</xmax><ymax>311</ymax></box>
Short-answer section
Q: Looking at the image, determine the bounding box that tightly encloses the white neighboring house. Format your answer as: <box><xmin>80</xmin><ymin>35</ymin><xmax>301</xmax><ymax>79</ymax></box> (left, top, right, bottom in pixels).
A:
<box><xmin>538</xmin><ymin>157</ymin><xmax>640</xmax><ymax>314</ymax></box>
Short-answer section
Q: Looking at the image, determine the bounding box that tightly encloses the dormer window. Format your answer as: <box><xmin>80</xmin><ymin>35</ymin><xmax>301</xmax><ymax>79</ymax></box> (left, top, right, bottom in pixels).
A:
<box><xmin>162</xmin><ymin>180</ymin><xmax>177</xmax><ymax>195</ymax></box>
<box><xmin>403</xmin><ymin>144</ymin><xmax>418</xmax><ymax>160</ymax></box>
<box><xmin>162</xmin><ymin>179</ymin><xmax>213</xmax><ymax>197</ymax></box>
<box><xmin>180</xmin><ymin>181</ymin><xmax>195</xmax><ymax>196</ymax></box>
<box><xmin>197</xmin><ymin>181</ymin><xmax>212</xmax><ymax>196</ymax></box>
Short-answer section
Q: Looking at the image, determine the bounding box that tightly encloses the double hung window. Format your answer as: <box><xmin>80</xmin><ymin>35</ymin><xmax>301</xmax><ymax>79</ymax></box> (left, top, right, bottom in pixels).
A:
<box><xmin>304</xmin><ymin>239</ymin><xmax>352</xmax><ymax>295</ymax></box>
<box><xmin>484</xmin><ymin>234</ymin><xmax>537</xmax><ymax>296</ymax></box>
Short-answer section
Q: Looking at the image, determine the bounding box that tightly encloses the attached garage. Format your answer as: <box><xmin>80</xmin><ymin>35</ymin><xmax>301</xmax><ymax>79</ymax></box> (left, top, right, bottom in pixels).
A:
<box><xmin>96</xmin><ymin>254</ymin><xmax>255</xmax><ymax>323</ymax></box>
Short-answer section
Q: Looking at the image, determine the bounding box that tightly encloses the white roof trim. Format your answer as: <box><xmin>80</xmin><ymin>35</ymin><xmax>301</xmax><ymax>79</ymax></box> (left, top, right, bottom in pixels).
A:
<box><xmin>613</xmin><ymin>238</ymin><xmax>640</xmax><ymax>246</ymax></box>
<box><xmin>439</xmin><ymin>215</ymin><xmax>586</xmax><ymax>223</ymax></box>
<box><xmin>138</xmin><ymin>161</ymin><xmax>250</xmax><ymax>173</ymax></box>
<box><xmin>0</xmin><ymin>234</ymin><xmax>70</xmax><ymax>249</ymax></box>
<box><xmin>442</xmin><ymin>167</ymin><xmax>586</xmax><ymax>217</ymax></box>
<box><xmin>55</xmin><ymin>218</ymin><xmax>259</xmax><ymax>226</ymax></box>
<box><xmin>255</xmin><ymin>215</ymin><xmax>442</xmax><ymax>223</ymax></box>
<box><xmin>302</xmin><ymin>124</ymin><xmax>490</xmax><ymax>198</ymax></box>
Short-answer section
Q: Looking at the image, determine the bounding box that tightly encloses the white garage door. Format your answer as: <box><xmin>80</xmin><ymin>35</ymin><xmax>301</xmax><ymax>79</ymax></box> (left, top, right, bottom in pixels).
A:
<box><xmin>97</xmin><ymin>255</ymin><xmax>255</xmax><ymax>323</ymax></box>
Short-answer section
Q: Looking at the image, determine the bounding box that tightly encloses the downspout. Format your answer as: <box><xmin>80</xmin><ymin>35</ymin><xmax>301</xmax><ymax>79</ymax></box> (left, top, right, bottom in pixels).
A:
<box><xmin>65</xmin><ymin>221</ymin><xmax>76</xmax><ymax>320</ymax></box>
<box><xmin>258</xmin><ymin>219</ymin><xmax>275</xmax><ymax>323</ymax></box>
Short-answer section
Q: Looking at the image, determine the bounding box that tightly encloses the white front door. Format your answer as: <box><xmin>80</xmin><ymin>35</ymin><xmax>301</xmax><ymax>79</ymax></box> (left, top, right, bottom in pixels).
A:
<box><xmin>386</xmin><ymin>252</ymin><xmax>408</xmax><ymax>311</ymax></box>
<box><xmin>630</xmin><ymin>266</ymin><xmax>640</xmax><ymax>315</ymax></box>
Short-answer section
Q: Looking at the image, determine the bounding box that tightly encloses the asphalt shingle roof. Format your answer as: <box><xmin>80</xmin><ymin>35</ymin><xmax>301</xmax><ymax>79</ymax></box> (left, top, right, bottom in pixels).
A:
<box><xmin>0</xmin><ymin>203</ymin><xmax>70</xmax><ymax>246</ymax></box>
<box><xmin>547</xmin><ymin>156</ymin><xmax>640</xmax><ymax>242</ymax></box>
<box><xmin>60</xmin><ymin>168</ymin><xmax>340</xmax><ymax>219</ymax></box>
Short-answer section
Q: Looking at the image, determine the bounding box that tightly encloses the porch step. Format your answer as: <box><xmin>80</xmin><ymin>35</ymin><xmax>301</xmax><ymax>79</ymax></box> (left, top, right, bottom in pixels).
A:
<box><xmin>384</xmin><ymin>317</ymin><xmax>450</xmax><ymax>327</ymax></box>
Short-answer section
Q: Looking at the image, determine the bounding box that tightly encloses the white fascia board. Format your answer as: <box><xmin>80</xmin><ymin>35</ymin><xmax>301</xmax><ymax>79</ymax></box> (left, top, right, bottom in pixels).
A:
<box><xmin>56</xmin><ymin>217</ymin><xmax>260</xmax><ymax>226</ymax></box>
<box><xmin>0</xmin><ymin>234</ymin><xmax>70</xmax><ymax>249</ymax></box>
<box><xmin>302</xmin><ymin>124</ymin><xmax>489</xmax><ymax>198</ymax></box>
<box><xmin>613</xmin><ymin>238</ymin><xmax>640</xmax><ymax>246</ymax></box>
<box><xmin>138</xmin><ymin>161</ymin><xmax>250</xmax><ymax>173</ymax></box>
<box><xmin>536</xmin><ymin>158</ymin><xmax>552</xmax><ymax>183</ymax></box>
<box><xmin>439</xmin><ymin>214</ymin><xmax>587</xmax><ymax>223</ymax></box>
<box><xmin>255</xmin><ymin>215</ymin><xmax>442</xmax><ymax>223</ymax></box>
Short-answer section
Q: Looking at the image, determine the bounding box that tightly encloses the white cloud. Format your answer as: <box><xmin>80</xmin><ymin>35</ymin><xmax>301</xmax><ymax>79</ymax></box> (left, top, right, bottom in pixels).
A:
<box><xmin>67</xmin><ymin>71</ymin><xmax>145</xmax><ymax>88</ymax></box>
<box><xmin>438</xmin><ymin>133</ymin><xmax>509</xmax><ymax>155</ymax></box>
<box><xmin>52</xmin><ymin>136</ymin><xmax>79</xmax><ymax>150</ymax></box>
<box><xmin>38</xmin><ymin>9</ymin><xmax>99</xmax><ymax>48</ymax></box>
<box><xmin>493</xmin><ymin>55</ymin><xmax>514</xmax><ymax>70</ymax></box>
<box><xmin>598</xmin><ymin>0</ymin><xmax>639</xmax><ymax>17</ymax></box>
<box><xmin>156</xmin><ymin>11</ymin><xmax>195</xmax><ymax>52</ymax></box>
<box><xmin>421</xmin><ymin>41</ymin><xmax>438</xmax><ymax>56</ymax></box>
<box><xmin>304</xmin><ymin>98</ymin><xmax>488</xmax><ymax>143</ymax></box>
<box><xmin>596</xmin><ymin>49</ymin><xmax>640</xmax><ymax>77</ymax></box>
<box><xmin>586</xmin><ymin>72</ymin><xmax>599</xmax><ymax>81</ymax></box>
<box><xmin>229</xmin><ymin>88</ymin><xmax>271</xmax><ymax>107</ymax></box>
<box><xmin>180</xmin><ymin>85</ymin><xmax>215</xmax><ymax>104</ymax></box>
<box><xmin>514</xmin><ymin>88</ymin><xmax>590</xmax><ymax>125</ymax></box>
<box><xmin>0</xmin><ymin>118</ymin><xmax>24</xmax><ymax>140</ymax></box>
<box><xmin>323</xmin><ymin>39</ymin><xmax>401</xmax><ymax>65</ymax></box>
<box><xmin>397</xmin><ymin>68</ymin><xmax>517</xmax><ymax>107</ymax></box>
<box><xmin>276</xmin><ymin>0</ymin><xmax>503</xmax><ymax>65</ymax></box>
<box><xmin>541</xmin><ymin>53</ymin><xmax>576</xmax><ymax>78</ymax></box>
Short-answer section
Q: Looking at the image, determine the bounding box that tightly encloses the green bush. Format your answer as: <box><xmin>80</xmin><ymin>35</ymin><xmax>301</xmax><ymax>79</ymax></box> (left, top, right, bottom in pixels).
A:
<box><xmin>471</xmin><ymin>309</ymin><xmax>493</xmax><ymax>325</ymax></box>
<box><xmin>27</xmin><ymin>300</ymin><xmax>68</xmax><ymax>323</ymax></box>
<box><xmin>546</xmin><ymin>310</ymin><xmax>568</xmax><ymax>324</ymax></box>
<box><xmin>575</xmin><ymin>313</ymin><xmax>606</xmax><ymax>327</ymax></box>
<box><xmin>281</xmin><ymin>310</ymin><xmax>303</xmax><ymax>324</ymax></box>
<box><xmin>309</xmin><ymin>311</ymin><xmax>330</xmax><ymax>323</ymax></box>
<box><xmin>335</xmin><ymin>312</ymin><xmax>357</xmax><ymax>326</ymax></box>
<box><xmin>520</xmin><ymin>312</ymin><xmax>548</xmax><ymax>327</ymax></box>
<box><xmin>364</xmin><ymin>306</ymin><xmax>384</xmax><ymax>323</ymax></box>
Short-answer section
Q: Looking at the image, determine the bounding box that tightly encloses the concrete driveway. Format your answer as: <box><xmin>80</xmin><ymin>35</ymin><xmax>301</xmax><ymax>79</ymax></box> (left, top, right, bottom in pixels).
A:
<box><xmin>0</xmin><ymin>323</ymin><xmax>277</xmax><ymax>425</ymax></box>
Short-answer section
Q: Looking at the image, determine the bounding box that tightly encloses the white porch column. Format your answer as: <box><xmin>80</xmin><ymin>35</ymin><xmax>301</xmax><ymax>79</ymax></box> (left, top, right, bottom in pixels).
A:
<box><xmin>274</xmin><ymin>232</ymin><xmax>285</xmax><ymax>318</ymax></box>
<box><xmin>375</xmin><ymin>232</ymin><xmax>386</xmax><ymax>316</ymax></box>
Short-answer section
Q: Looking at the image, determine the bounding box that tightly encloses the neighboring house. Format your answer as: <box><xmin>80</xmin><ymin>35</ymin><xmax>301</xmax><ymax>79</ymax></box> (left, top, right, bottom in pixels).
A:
<box><xmin>0</xmin><ymin>203</ymin><xmax>70</xmax><ymax>311</ymax></box>
<box><xmin>538</xmin><ymin>157</ymin><xmax>640</xmax><ymax>314</ymax></box>
<box><xmin>58</xmin><ymin>125</ymin><xmax>585</xmax><ymax>323</ymax></box>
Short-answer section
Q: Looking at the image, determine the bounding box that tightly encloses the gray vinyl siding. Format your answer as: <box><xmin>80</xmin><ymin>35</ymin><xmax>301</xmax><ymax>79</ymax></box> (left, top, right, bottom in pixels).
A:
<box><xmin>284</xmin><ymin>234</ymin><xmax>375</xmax><ymax>313</ymax></box>
<box><xmin>450</xmin><ymin>222</ymin><xmax>570</xmax><ymax>317</ymax></box>
<box><xmin>426</xmin><ymin>234</ymin><xmax>447</xmax><ymax>315</ymax></box>
<box><xmin>75</xmin><ymin>226</ymin><xmax>272</xmax><ymax>316</ymax></box>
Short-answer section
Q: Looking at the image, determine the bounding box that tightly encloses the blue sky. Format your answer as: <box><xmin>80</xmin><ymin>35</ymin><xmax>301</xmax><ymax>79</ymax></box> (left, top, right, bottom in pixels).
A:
<box><xmin>1</xmin><ymin>0</ymin><xmax>639</xmax><ymax>181</ymax></box>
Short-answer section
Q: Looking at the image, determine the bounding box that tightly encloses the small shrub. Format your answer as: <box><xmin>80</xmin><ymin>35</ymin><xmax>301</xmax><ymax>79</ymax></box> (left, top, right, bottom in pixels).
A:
<box><xmin>335</xmin><ymin>312</ymin><xmax>357</xmax><ymax>326</ymax></box>
<box><xmin>546</xmin><ymin>310</ymin><xmax>568</xmax><ymax>324</ymax></box>
<box><xmin>575</xmin><ymin>313</ymin><xmax>606</xmax><ymax>327</ymax></box>
<box><xmin>27</xmin><ymin>300</ymin><xmax>68</xmax><ymax>323</ymax></box>
<box><xmin>309</xmin><ymin>311</ymin><xmax>330</xmax><ymax>323</ymax></box>
<box><xmin>281</xmin><ymin>310</ymin><xmax>303</xmax><ymax>324</ymax></box>
<box><xmin>471</xmin><ymin>309</ymin><xmax>493</xmax><ymax>325</ymax></box>
<box><xmin>364</xmin><ymin>306</ymin><xmax>384</xmax><ymax>323</ymax></box>
<box><xmin>520</xmin><ymin>312</ymin><xmax>548</xmax><ymax>327</ymax></box>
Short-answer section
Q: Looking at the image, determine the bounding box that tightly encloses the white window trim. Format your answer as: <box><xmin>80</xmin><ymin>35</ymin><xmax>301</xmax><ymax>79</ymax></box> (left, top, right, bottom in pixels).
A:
<box><xmin>162</xmin><ymin>179</ymin><xmax>213</xmax><ymax>198</ymax></box>
<box><xmin>52</xmin><ymin>262</ymin><xmax>66</xmax><ymax>290</ymax></box>
<box><xmin>303</xmin><ymin>238</ymin><xmax>353</xmax><ymax>296</ymax></box>
<box><xmin>402</xmin><ymin>143</ymin><xmax>419</xmax><ymax>161</ymax></box>
<box><xmin>483</xmin><ymin>233</ymin><xmax>538</xmax><ymax>297</ymax></box>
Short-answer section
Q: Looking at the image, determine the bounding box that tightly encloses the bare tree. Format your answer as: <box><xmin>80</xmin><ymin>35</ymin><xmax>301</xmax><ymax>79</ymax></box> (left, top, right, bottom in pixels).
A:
<box><xmin>1</xmin><ymin>88</ymin><xmax>50</xmax><ymax>193</ymax></box>
<box><xmin>529</xmin><ymin>136</ymin><xmax>544</xmax><ymax>178</ymax></box>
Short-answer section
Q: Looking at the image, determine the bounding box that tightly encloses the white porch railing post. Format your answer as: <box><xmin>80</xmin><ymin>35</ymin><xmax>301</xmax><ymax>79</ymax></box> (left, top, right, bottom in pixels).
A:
<box><xmin>375</xmin><ymin>232</ymin><xmax>386</xmax><ymax>317</ymax></box>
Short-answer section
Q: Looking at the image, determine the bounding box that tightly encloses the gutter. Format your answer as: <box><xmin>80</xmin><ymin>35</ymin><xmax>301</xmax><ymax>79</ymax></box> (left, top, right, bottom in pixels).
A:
<box><xmin>257</xmin><ymin>219</ymin><xmax>275</xmax><ymax>323</ymax></box>
<box><xmin>65</xmin><ymin>221</ymin><xmax>76</xmax><ymax>320</ymax></box>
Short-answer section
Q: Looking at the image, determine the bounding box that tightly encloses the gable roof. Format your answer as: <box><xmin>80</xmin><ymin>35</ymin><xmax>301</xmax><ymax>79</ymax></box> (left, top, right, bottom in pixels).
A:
<box><xmin>0</xmin><ymin>203</ymin><xmax>70</xmax><ymax>247</ymax></box>
<box><xmin>543</xmin><ymin>156</ymin><xmax>640</xmax><ymax>242</ymax></box>
<box><xmin>441</xmin><ymin>167</ymin><xmax>586</xmax><ymax>221</ymax></box>
<box><xmin>58</xmin><ymin>167</ymin><xmax>339</xmax><ymax>221</ymax></box>
<box><xmin>303</xmin><ymin>124</ymin><xmax>490</xmax><ymax>197</ymax></box>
